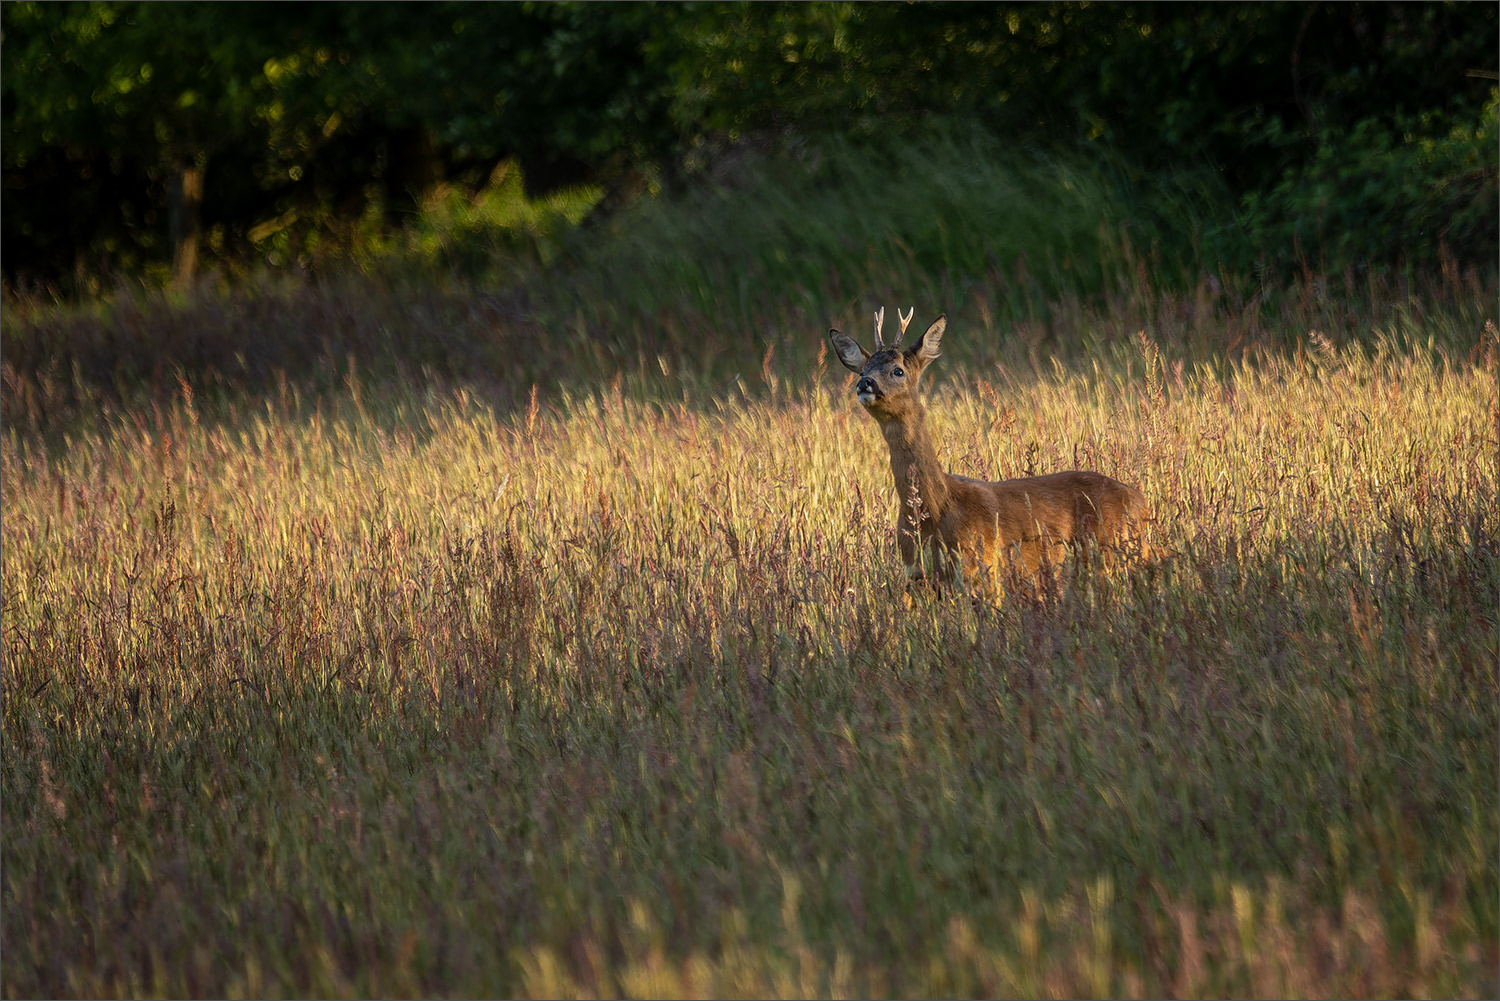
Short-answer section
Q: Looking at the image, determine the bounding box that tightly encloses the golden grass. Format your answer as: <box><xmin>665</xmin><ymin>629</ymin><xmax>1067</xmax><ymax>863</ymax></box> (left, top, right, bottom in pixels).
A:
<box><xmin>3</xmin><ymin>315</ymin><xmax>1496</xmax><ymax>997</ymax></box>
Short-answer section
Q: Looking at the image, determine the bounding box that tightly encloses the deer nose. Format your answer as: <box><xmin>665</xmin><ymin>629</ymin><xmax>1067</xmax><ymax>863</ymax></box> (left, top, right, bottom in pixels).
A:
<box><xmin>857</xmin><ymin>377</ymin><xmax>877</xmax><ymax>396</ymax></box>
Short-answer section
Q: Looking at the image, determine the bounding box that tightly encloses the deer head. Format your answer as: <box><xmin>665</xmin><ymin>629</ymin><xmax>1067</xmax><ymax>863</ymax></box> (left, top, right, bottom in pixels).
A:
<box><xmin>828</xmin><ymin>309</ymin><xmax>947</xmax><ymax>420</ymax></box>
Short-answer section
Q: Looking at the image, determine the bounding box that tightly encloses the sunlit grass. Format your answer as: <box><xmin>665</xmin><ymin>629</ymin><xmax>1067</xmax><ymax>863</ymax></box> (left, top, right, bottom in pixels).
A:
<box><xmin>3</xmin><ymin>289</ymin><xmax>1495</xmax><ymax>995</ymax></box>
<box><xmin>3</xmin><ymin>123</ymin><xmax>1497</xmax><ymax>1000</ymax></box>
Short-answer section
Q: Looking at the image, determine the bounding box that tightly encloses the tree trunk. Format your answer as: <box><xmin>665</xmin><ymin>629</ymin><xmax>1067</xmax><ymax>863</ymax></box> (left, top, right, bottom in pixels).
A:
<box><xmin>388</xmin><ymin>127</ymin><xmax>444</xmax><ymax>209</ymax></box>
<box><xmin>169</xmin><ymin>160</ymin><xmax>204</xmax><ymax>288</ymax></box>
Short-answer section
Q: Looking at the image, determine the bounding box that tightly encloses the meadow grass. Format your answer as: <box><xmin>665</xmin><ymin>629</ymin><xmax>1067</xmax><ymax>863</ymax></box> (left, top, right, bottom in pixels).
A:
<box><xmin>4</xmin><ymin>133</ymin><xmax>1498</xmax><ymax>998</ymax></box>
<box><xmin>3</xmin><ymin>269</ymin><xmax>1496</xmax><ymax>996</ymax></box>
<box><xmin>3</xmin><ymin>127</ymin><xmax>1490</xmax><ymax>443</ymax></box>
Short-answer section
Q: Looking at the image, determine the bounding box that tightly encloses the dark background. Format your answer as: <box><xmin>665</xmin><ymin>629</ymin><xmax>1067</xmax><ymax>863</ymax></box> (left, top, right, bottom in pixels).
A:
<box><xmin>4</xmin><ymin>1</ymin><xmax>1496</xmax><ymax>293</ymax></box>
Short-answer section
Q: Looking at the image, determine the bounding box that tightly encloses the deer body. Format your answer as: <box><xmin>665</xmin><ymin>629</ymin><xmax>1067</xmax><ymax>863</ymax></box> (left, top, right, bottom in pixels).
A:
<box><xmin>831</xmin><ymin>310</ymin><xmax>1150</xmax><ymax>590</ymax></box>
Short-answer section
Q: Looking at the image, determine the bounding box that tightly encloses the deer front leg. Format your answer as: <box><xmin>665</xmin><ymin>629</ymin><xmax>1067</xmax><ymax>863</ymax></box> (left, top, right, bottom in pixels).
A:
<box><xmin>898</xmin><ymin>523</ymin><xmax>929</xmax><ymax>587</ymax></box>
<box><xmin>896</xmin><ymin>524</ymin><xmax>936</xmax><ymax>600</ymax></box>
<box><xmin>900</xmin><ymin>525</ymin><xmax>968</xmax><ymax>603</ymax></box>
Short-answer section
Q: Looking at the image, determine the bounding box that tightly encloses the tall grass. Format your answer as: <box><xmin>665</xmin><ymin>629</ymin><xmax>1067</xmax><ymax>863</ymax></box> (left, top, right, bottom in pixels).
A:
<box><xmin>3</xmin><ymin>130</ymin><xmax>1497</xmax><ymax>997</ymax></box>
<box><xmin>3</xmin><ymin>297</ymin><xmax>1496</xmax><ymax>995</ymax></box>
<box><xmin>7</xmin><ymin>127</ymin><xmax>1493</xmax><ymax>448</ymax></box>
<box><xmin>530</xmin><ymin>127</ymin><xmax>1234</xmax><ymax>353</ymax></box>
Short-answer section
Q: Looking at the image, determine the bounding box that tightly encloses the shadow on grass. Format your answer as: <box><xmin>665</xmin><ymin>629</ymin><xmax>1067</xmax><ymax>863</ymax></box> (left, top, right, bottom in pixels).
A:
<box><xmin>2</xmin><ymin>261</ymin><xmax>1495</xmax><ymax>456</ymax></box>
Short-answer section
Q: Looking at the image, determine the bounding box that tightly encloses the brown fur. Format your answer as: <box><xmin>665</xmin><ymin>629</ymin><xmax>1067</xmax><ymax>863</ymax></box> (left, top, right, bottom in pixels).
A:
<box><xmin>830</xmin><ymin>312</ymin><xmax>1152</xmax><ymax>592</ymax></box>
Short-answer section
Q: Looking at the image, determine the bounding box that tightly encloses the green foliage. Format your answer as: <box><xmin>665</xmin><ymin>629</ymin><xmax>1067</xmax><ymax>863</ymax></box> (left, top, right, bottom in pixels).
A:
<box><xmin>658</xmin><ymin>2</ymin><xmax>1499</xmax><ymax>277</ymax></box>
<box><xmin>4</xmin><ymin>1</ymin><xmax>1496</xmax><ymax>293</ymax></box>
<box><xmin>1</xmin><ymin>1</ymin><xmax>674</xmax><ymax>290</ymax></box>
<box><xmin>662</xmin><ymin>3</ymin><xmax>1496</xmax><ymax>185</ymax></box>
<box><xmin>378</xmin><ymin>166</ymin><xmax>603</xmax><ymax>282</ymax></box>
<box><xmin>1239</xmin><ymin>92</ymin><xmax>1500</xmax><ymax>272</ymax></box>
<box><xmin>0</xmin><ymin>2</ymin><xmax>270</xmax><ymax>157</ymax></box>
<box><xmin>542</xmin><ymin>126</ymin><xmax>1221</xmax><ymax>337</ymax></box>
<box><xmin>2</xmin><ymin>2</ymin><xmax>278</xmax><ymax>282</ymax></box>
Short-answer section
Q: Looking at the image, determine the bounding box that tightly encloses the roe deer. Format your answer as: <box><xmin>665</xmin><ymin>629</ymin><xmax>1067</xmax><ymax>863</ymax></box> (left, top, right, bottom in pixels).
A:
<box><xmin>829</xmin><ymin>308</ymin><xmax>1152</xmax><ymax>592</ymax></box>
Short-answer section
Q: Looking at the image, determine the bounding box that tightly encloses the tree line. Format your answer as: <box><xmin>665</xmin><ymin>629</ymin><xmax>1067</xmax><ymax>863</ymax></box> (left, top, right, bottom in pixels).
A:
<box><xmin>3</xmin><ymin>1</ymin><xmax>1495</xmax><ymax>292</ymax></box>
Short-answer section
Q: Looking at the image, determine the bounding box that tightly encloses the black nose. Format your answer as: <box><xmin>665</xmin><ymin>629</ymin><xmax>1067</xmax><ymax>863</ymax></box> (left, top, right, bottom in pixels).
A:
<box><xmin>857</xmin><ymin>377</ymin><xmax>876</xmax><ymax>394</ymax></box>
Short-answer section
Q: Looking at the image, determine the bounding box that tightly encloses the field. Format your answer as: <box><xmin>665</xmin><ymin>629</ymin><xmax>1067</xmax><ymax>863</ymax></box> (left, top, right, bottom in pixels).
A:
<box><xmin>3</xmin><ymin>145</ymin><xmax>1498</xmax><ymax>997</ymax></box>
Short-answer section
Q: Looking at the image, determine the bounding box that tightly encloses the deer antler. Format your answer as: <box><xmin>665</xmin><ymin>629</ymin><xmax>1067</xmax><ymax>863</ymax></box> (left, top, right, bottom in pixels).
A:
<box><xmin>873</xmin><ymin>307</ymin><xmax>886</xmax><ymax>350</ymax></box>
<box><xmin>893</xmin><ymin>307</ymin><xmax>915</xmax><ymax>347</ymax></box>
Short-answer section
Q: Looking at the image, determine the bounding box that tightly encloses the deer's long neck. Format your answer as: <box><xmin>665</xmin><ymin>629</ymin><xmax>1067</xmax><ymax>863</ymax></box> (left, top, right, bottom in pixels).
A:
<box><xmin>879</xmin><ymin>399</ymin><xmax>950</xmax><ymax>517</ymax></box>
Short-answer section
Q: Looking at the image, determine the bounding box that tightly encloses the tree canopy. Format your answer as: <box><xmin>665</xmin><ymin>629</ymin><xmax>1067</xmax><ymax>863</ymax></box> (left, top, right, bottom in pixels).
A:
<box><xmin>3</xmin><ymin>1</ymin><xmax>1495</xmax><ymax>291</ymax></box>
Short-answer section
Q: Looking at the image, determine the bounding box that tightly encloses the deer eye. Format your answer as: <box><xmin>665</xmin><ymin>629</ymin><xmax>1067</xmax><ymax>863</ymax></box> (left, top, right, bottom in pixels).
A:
<box><xmin>892</xmin><ymin>366</ymin><xmax>905</xmax><ymax>378</ymax></box>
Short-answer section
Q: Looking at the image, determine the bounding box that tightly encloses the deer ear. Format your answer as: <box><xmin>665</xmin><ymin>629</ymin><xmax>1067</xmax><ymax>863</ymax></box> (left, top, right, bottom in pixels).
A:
<box><xmin>907</xmin><ymin>315</ymin><xmax>946</xmax><ymax>365</ymax></box>
<box><xmin>828</xmin><ymin>329</ymin><xmax>869</xmax><ymax>372</ymax></box>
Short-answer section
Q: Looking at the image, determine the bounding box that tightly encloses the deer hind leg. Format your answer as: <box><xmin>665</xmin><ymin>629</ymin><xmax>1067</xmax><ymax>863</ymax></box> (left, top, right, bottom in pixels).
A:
<box><xmin>1078</xmin><ymin>491</ymin><xmax>1154</xmax><ymax>566</ymax></box>
<box><xmin>953</xmin><ymin>534</ymin><xmax>1005</xmax><ymax>603</ymax></box>
<box><xmin>1074</xmin><ymin>493</ymin><xmax>1123</xmax><ymax>567</ymax></box>
<box><xmin>1114</xmin><ymin>521</ymin><xmax>1156</xmax><ymax>564</ymax></box>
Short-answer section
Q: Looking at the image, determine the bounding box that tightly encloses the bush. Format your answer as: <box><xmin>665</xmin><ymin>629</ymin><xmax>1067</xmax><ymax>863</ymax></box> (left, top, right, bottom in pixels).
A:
<box><xmin>1238</xmin><ymin>91</ymin><xmax>1499</xmax><ymax>274</ymax></box>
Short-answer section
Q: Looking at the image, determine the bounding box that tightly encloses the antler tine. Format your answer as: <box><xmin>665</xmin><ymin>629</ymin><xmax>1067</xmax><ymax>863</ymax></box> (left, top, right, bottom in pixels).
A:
<box><xmin>873</xmin><ymin>307</ymin><xmax>886</xmax><ymax>350</ymax></box>
<box><xmin>894</xmin><ymin>306</ymin><xmax>915</xmax><ymax>346</ymax></box>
